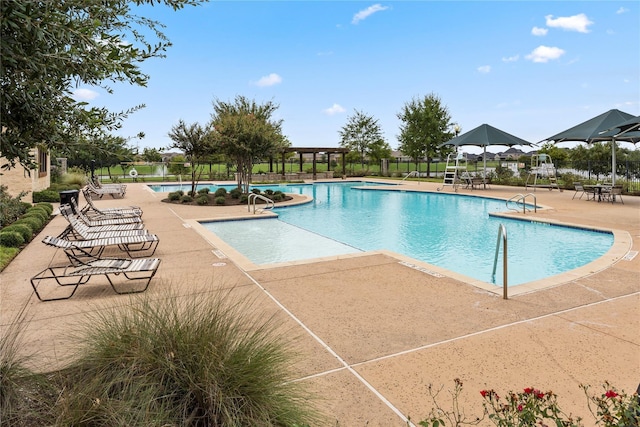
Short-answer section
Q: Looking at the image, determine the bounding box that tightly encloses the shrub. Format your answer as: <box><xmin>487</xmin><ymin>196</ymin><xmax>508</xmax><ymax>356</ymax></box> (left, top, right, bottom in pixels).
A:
<box><xmin>229</xmin><ymin>188</ymin><xmax>242</xmax><ymax>199</ymax></box>
<box><xmin>0</xmin><ymin>186</ymin><xmax>29</xmax><ymax>227</ymax></box>
<box><xmin>35</xmin><ymin>203</ymin><xmax>53</xmax><ymax>215</ymax></box>
<box><xmin>188</xmin><ymin>190</ymin><xmax>197</xmax><ymax>197</ymax></box>
<box><xmin>240</xmin><ymin>194</ymin><xmax>249</xmax><ymax>204</ymax></box>
<box><xmin>264</xmin><ymin>189</ymin><xmax>274</xmax><ymax>196</ymax></box>
<box><xmin>251</xmin><ymin>188</ymin><xmax>261</xmax><ymax>195</ymax></box>
<box><xmin>214</xmin><ymin>196</ymin><xmax>226</xmax><ymax>205</ymax></box>
<box><xmin>13</xmin><ymin>217</ymin><xmax>41</xmax><ymax>233</ymax></box>
<box><xmin>61</xmin><ymin>172</ymin><xmax>88</xmax><ymax>186</ymax></box>
<box><xmin>0</xmin><ymin>231</ymin><xmax>25</xmax><ymax>248</ymax></box>
<box><xmin>56</xmin><ymin>291</ymin><xmax>320</xmax><ymax>426</ymax></box>
<box><xmin>271</xmin><ymin>193</ymin><xmax>284</xmax><ymax>202</ymax></box>
<box><xmin>196</xmin><ymin>195</ymin><xmax>209</xmax><ymax>205</ymax></box>
<box><xmin>168</xmin><ymin>191</ymin><xmax>182</xmax><ymax>201</ymax></box>
<box><xmin>32</xmin><ymin>190</ymin><xmax>61</xmax><ymax>203</ymax></box>
<box><xmin>198</xmin><ymin>187</ymin><xmax>211</xmax><ymax>194</ymax></box>
<box><xmin>180</xmin><ymin>195</ymin><xmax>193</xmax><ymax>203</ymax></box>
<box><xmin>213</xmin><ymin>187</ymin><xmax>227</xmax><ymax>197</ymax></box>
<box><xmin>22</xmin><ymin>210</ymin><xmax>48</xmax><ymax>223</ymax></box>
<box><xmin>1</xmin><ymin>224</ymin><xmax>33</xmax><ymax>242</ymax></box>
<box><xmin>28</xmin><ymin>206</ymin><xmax>50</xmax><ymax>218</ymax></box>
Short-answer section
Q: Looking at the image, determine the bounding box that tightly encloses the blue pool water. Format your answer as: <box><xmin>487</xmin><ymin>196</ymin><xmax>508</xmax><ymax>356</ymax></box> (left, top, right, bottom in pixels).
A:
<box><xmin>195</xmin><ymin>182</ymin><xmax>613</xmax><ymax>287</ymax></box>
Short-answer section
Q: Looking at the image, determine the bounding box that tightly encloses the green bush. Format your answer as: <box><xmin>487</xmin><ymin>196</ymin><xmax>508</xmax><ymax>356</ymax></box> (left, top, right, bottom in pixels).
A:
<box><xmin>1</xmin><ymin>224</ymin><xmax>33</xmax><ymax>242</ymax></box>
<box><xmin>61</xmin><ymin>172</ymin><xmax>88</xmax><ymax>186</ymax></box>
<box><xmin>188</xmin><ymin>190</ymin><xmax>197</xmax><ymax>197</ymax></box>
<box><xmin>240</xmin><ymin>194</ymin><xmax>249</xmax><ymax>204</ymax></box>
<box><xmin>251</xmin><ymin>188</ymin><xmax>261</xmax><ymax>195</ymax></box>
<box><xmin>35</xmin><ymin>203</ymin><xmax>53</xmax><ymax>215</ymax></box>
<box><xmin>32</xmin><ymin>190</ymin><xmax>61</xmax><ymax>203</ymax></box>
<box><xmin>229</xmin><ymin>188</ymin><xmax>242</xmax><ymax>199</ymax></box>
<box><xmin>0</xmin><ymin>231</ymin><xmax>25</xmax><ymax>248</ymax></box>
<box><xmin>28</xmin><ymin>206</ymin><xmax>50</xmax><ymax>218</ymax></box>
<box><xmin>180</xmin><ymin>195</ymin><xmax>193</xmax><ymax>203</ymax></box>
<box><xmin>198</xmin><ymin>187</ymin><xmax>211</xmax><ymax>194</ymax></box>
<box><xmin>196</xmin><ymin>195</ymin><xmax>209</xmax><ymax>205</ymax></box>
<box><xmin>213</xmin><ymin>187</ymin><xmax>227</xmax><ymax>197</ymax></box>
<box><xmin>55</xmin><ymin>292</ymin><xmax>320</xmax><ymax>426</ymax></box>
<box><xmin>22</xmin><ymin>210</ymin><xmax>48</xmax><ymax>223</ymax></box>
<box><xmin>14</xmin><ymin>217</ymin><xmax>43</xmax><ymax>233</ymax></box>
<box><xmin>168</xmin><ymin>191</ymin><xmax>182</xmax><ymax>201</ymax></box>
<box><xmin>214</xmin><ymin>196</ymin><xmax>226</xmax><ymax>205</ymax></box>
<box><xmin>0</xmin><ymin>185</ymin><xmax>29</xmax><ymax>227</ymax></box>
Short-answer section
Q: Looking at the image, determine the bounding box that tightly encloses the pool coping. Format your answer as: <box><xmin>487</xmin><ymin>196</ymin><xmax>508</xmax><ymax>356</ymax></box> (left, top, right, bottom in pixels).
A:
<box><xmin>184</xmin><ymin>184</ymin><xmax>632</xmax><ymax>297</ymax></box>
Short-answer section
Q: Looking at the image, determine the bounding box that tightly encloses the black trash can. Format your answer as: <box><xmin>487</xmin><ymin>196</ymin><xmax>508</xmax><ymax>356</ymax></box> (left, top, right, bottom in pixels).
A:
<box><xmin>59</xmin><ymin>190</ymin><xmax>80</xmax><ymax>212</ymax></box>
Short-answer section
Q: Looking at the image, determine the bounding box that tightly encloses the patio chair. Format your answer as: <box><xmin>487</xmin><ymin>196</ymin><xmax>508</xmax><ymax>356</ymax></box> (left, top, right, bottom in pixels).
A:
<box><xmin>30</xmin><ymin>251</ymin><xmax>161</xmax><ymax>301</ymax></box>
<box><xmin>572</xmin><ymin>182</ymin><xmax>589</xmax><ymax>200</ymax></box>
<box><xmin>603</xmin><ymin>185</ymin><xmax>624</xmax><ymax>204</ymax></box>
<box><xmin>59</xmin><ymin>205</ymin><xmax>147</xmax><ymax>241</ymax></box>
<box><xmin>81</xmin><ymin>187</ymin><xmax>143</xmax><ymax>218</ymax></box>
<box><xmin>69</xmin><ymin>197</ymin><xmax>143</xmax><ymax>225</ymax></box>
<box><xmin>87</xmin><ymin>180</ymin><xmax>125</xmax><ymax>198</ymax></box>
<box><xmin>42</xmin><ymin>234</ymin><xmax>160</xmax><ymax>263</ymax></box>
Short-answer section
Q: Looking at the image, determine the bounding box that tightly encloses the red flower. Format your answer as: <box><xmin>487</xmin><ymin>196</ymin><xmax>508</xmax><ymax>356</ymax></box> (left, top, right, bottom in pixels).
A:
<box><xmin>605</xmin><ymin>390</ymin><xmax>619</xmax><ymax>398</ymax></box>
<box><xmin>517</xmin><ymin>404</ymin><xmax>523</xmax><ymax>412</ymax></box>
<box><xmin>524</xmin><ymin>387</ymin><xmax>534</xmax><ymax>394</ymax></box>
<box><xmin>480</xmin><ymin>390</ymin><xmax>489</xmax><ymax>397</ymax></box>
<box><xmin>536</xmin><ymin>391</ymin><xmax>545</xmax><ymax>399</ymax></box>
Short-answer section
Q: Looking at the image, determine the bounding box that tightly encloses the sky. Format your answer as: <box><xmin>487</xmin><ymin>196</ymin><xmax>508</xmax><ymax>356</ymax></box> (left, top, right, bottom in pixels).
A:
<box><xmin>74</xmin><ymin>1</ymin><xmax>640</xmax><ymax>154</ymax></box>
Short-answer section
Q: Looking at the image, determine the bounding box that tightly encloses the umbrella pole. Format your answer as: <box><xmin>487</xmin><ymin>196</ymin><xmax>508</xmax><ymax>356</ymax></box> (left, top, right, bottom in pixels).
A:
<box><xmin>483</xmin><ymin>146</ymin><xmax>487</xmax><ymax>189</ymax></box>
<box><xmin>612</xmin><ymin>139</ymin><xmax>616</xmax><ymax>186</ymax></box>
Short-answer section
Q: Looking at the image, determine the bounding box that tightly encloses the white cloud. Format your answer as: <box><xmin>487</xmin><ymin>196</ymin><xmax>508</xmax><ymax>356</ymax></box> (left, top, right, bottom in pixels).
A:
<box><xmin>323</xmin><ymin>103</ymin><xmax>346</xmax><ymax>115</ymax></box>
<box><xmin>477</xmin><ymin>65</ymin><xmax>491</xmax><ymax>74</ymax></box>
<box><xmin>352</xmin><ymin>4</ymin><xmax>389</xmax><ymax>24</ymax></box>
<box><xmin>525</xmin><ymin>45</ymin><xmax>566</xmax><ymax>63</ymax></box>
<box><xmin>545</xmin><ymin>13</ymin><xmax>593</xmax><ymax>33</ymax></box>
<box><xmin>502</xmin><ymin>54</ymin><xmax>519</xmax><ymax>62</ymax></box>
<box><xmin>616</xmin><ymin>7</ymin><xmax>628</xmax><ymax>14</ymax></box>
<box><xmin>531</xmin><ymin>26</ymin><xmax>548</xmax><ymax>36</ymax></box>
<box><xmin>253</xmin><ymin>73</ymin><xmax>282</xmax><ymax>87</ymax></box>
<box><xmin>72</xmin><ymin>88</ymin><xmax>99</xmax><ymax>101</ymax></box>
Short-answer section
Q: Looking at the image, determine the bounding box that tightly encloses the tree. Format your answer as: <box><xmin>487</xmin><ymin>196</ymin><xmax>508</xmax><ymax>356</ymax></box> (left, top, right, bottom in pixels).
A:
<box><xmin>397</xmin><ymin>93</ymin><xmax>454</xmax><ymax>176</ymax></box>
<box><xmin>142</xmin><ymin>147</ymin><xmax>164</xmax><ymax>163</ymax></box>
<box><xmin>339</xmin><ymin>110</ymin><xmax>388</xmax><ymax>170</ymax></box>
<box><xmin>53</xmin><ymin>134</ymin><xmax>135</xmax><ymax>178</ymax></box>
<box><xmin>167</xmin><ymin>120</ymin><xmax>213</xmax><ymax>196</ymax></box>
<box><xmin>0</xmin><ymin>0</ymin><xmax>204</xmax><ymax>171</ymax></box>
<box><xmin>538</xmin><ymin>142</ymin><xmax>569</xmax><ymax>168</ymax></box>
<box><xmin>210</xmin><ymin>96</ymin><xmax>287</xmax><ymax>194</ymax></box>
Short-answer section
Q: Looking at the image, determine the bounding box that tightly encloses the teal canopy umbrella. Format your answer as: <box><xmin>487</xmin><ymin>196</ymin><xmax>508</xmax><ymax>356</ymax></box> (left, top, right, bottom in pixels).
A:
<box><xmin>545</xmin><ymin>109</ymin><xmax>637</xmax><ymax>185</ymax></box>
<box><xmin>599</xmin><ymin>115</ymin><xmax>640</xmax><ymax>140</ymax></box>
<box><xmin>440</xmin><ymin>123</ymin><xmax>533</xmax><ymax>188</ymax></box>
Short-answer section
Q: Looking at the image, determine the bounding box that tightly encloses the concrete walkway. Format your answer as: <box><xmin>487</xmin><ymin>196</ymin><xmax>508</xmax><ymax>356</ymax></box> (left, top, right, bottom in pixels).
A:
<box><xmin>1</xmin><ymin>179</ymin><xmax>638</xmax><ymax>426</ymax></box>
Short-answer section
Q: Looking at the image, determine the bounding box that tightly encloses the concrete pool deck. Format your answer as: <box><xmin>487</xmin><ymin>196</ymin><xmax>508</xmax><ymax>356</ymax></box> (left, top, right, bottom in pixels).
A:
<box><xmin>1</xmin><ymin>179</ymin><xmax>638</xmax><ymax>426</ymax></box>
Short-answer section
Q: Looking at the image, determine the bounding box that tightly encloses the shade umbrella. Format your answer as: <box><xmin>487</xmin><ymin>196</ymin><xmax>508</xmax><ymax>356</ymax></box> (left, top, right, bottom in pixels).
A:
<box><xmin>598</xmin><ymin>115</ymin><xmax>640</xmax><ymax>140</ymax></box>
<box><xmin>544</xmin><ymin>109</ymin><xmax>637</xmax><ymax>185</ymax></box>
<box><xmin>440</xmin><ymin>123</ymin><xmax>533</xmax><ymax>188</ymax></box>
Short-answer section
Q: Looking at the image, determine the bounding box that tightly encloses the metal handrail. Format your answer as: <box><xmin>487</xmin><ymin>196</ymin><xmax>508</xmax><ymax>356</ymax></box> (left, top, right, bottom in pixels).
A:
<box><xmin>492</xmin><ymin>223</ymin><xmax>508</xmax><ymax>299</ymax></box>
<box><xmin>247</xmin><ymin>193</ymin><xmax>275</xmax><ymax>213</ymax></box>
<box><xmin>401</xmin><ymin>170</ymin><xmax>419</xmax><ymax>182</ymax></box>
<box><xmin>506</xmin><ymin>193</ymin><xmax>537</xmax><ymax>214</ymax></box>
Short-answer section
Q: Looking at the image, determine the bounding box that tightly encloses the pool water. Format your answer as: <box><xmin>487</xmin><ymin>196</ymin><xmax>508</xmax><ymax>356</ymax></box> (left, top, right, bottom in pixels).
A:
<box><xmin>199</xmin><ymin>182</ymin><xmax>613</xmax><ymax>287</ymax></box>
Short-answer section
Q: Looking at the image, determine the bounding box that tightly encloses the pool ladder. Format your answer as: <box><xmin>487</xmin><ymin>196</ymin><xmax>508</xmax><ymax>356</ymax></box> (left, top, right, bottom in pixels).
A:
<box><xmin>247</xmin><ymin>193</ymin><xmax>274</xmax><ymax>214</ymax></box>
<box><xmin>506</xmin><ymin>193</ymin><xmax>537</xmax><ymax>214</ymax></box>
<box><xmin>492</xmin><ymin>224</ymin><xmax>509</xmax><ymax>299</ymax></box>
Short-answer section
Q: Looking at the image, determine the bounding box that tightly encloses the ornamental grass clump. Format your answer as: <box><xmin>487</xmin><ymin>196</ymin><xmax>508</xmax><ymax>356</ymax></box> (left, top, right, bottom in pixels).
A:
<box><xmin>56</xmin><ymin>290</ymin><xmax>320</xmax><ymax>426</ymax></box>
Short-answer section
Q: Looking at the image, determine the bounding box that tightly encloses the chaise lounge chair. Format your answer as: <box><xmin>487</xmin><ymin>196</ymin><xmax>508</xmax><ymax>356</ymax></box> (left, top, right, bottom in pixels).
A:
<box><xmin>69</xmin><ymin>198</ymin><xmax>143</xmax><ymax>225</ymax></box>
<box><xmin>81</xmin><ymin>187</ymin><xmax>143</xmax><ymax>218</ymax></box>
<box><xmin>43</xmin><ymin>234</ymin><xmax>160</xmax><ymax>263</ymax></box>
<box><xmin>86</xmin><ymin>180</ymin><xmax>126</xmax><ymax>198</ymax></box>
<box><xmin>59</xmin><ymin>205</ymin><xmax>148</xmax><ymax>241</ymax></box>
<box><xmin>30</xmin><ymin>252</ymin><xmax>161</xmax><ymax>301</ymax></box>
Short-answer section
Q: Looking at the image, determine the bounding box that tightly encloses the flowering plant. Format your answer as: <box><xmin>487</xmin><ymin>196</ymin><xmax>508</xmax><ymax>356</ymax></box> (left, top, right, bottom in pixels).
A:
<box><xmin>480</xmin><ymin>387</ymin><xmax>581</xmax><ymax>427</ymax></box>
<box><xmin>582</xmin><ymin>381</ymin><xmax>640</xmax><ymax>427</ymax></box>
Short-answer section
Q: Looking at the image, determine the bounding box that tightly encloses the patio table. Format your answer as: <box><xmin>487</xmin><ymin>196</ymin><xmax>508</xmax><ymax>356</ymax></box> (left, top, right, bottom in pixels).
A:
<box><xmin>584</xmin><ymin>184</ymin><xmax>611</xmax><ymax>202</ymax></box>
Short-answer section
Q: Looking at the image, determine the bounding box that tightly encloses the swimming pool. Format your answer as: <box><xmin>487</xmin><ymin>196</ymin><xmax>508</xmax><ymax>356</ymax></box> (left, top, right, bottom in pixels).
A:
<box><xmin>198</xmin><ymin>182</ymin><xmax>613</xmax><ymax>287</ymax></box>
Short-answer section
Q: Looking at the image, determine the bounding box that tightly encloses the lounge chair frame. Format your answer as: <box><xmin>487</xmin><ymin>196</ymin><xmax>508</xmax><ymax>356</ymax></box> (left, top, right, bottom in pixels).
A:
<box><xmin>44</xmin><ymin>234</ymin><xmax>160</xmax><ymax>264</ymax></box>
<box><xmin>81</xmin><ymin>187</ymin><xmax>142</xmax><ymax>218</ymax></box>
<box><xmin>30</xmin><ymin>250</ymin><xmax>161</xmax><ymax>301</ymax></box>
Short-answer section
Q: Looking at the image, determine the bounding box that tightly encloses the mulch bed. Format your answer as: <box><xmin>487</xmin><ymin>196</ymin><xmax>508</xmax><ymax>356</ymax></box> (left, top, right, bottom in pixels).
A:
<box><xmin>161</xmin><ymin>193</ymin><xmax>292</xmax><ymax>207</ymax></box>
